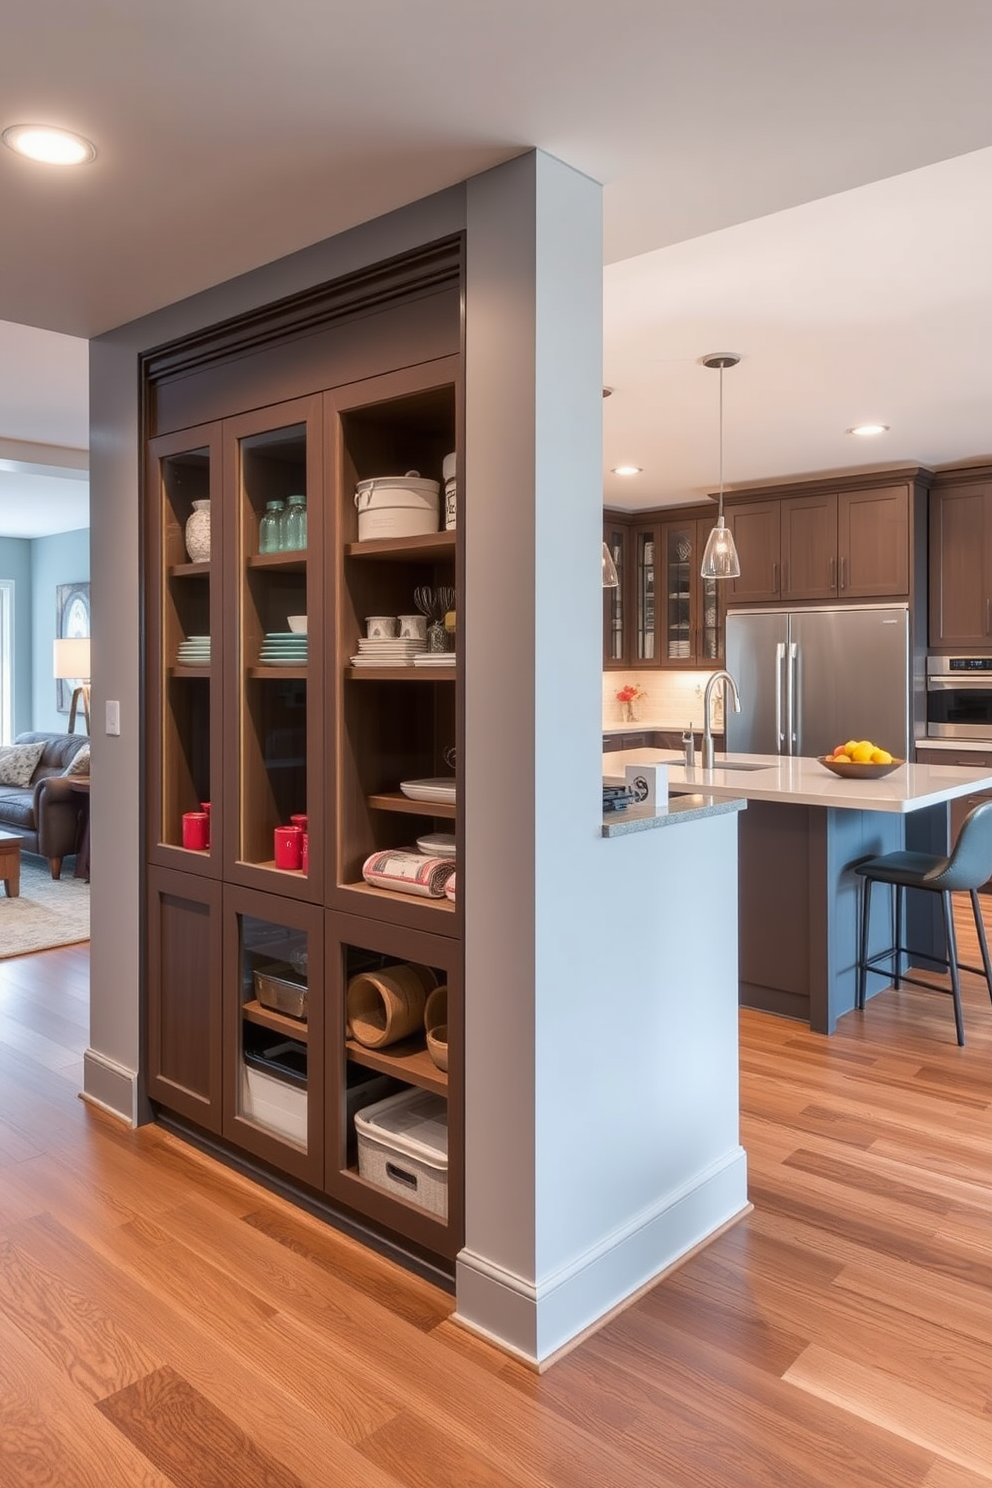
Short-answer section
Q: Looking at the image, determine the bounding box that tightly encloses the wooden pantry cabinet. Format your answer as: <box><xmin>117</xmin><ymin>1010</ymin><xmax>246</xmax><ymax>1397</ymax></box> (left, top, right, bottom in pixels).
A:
<box><xmin>143</xmin><ymin>241</ymin><xmax>465</xmax><ymax>1272</ymax></box>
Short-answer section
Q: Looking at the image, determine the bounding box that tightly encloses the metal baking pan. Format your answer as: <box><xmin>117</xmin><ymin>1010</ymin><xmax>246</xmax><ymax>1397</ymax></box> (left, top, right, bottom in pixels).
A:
<box><xmin>253</xmin><ymin>963</ymin><xmax>308</xmax><ymax>1021</ymax></box>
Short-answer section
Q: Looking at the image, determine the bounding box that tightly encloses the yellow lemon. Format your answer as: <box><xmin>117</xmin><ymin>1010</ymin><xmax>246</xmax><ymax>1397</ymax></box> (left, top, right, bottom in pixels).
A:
<box><xmin>851</xmin><ymin>742</ymin><xmax>874</xmax><ymax>763</ymax></box>
<box><xmin>844</xmin><ymin>740</ymin><xmax>859</xmax><ymax>754</ymax></box>
<box><xmin>872</xmin><ymin>748</ymin><xmax>893</xmax><ymax>764</ymax></box>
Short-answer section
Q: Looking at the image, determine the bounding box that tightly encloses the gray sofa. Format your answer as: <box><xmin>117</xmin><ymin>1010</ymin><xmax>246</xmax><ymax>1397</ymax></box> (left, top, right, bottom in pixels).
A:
<box><xmin>0</xmin><ymin>731</ymin><xmax>90</xmax><ymax>878</ymax></box>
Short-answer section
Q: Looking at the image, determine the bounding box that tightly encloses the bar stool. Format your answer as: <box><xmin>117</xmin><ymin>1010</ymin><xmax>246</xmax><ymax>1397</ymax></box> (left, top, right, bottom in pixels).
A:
<box><xmin>855</xmin><ymin>800</ymin><xmax>992</xmax><ymax>1045</ymax></box>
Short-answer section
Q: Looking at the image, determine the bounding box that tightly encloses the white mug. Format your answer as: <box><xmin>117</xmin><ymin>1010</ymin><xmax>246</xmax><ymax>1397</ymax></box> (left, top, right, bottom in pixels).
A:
<box><xmin>397</xmin><ymin>614</ymin><xmax>427</xmax><ymax>640</ymax></box>
<box><xmin>366</xmin><ymin>615</ymin><xmax>398</xmax><ymax>639</ymax></box>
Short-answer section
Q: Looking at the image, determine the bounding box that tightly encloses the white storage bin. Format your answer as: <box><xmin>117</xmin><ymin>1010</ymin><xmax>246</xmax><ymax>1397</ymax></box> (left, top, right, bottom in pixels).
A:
<box><xmin>354</xmin><ymin>473</ymin><xmax>440</xmax><ymax>541</ymax></box>
<box><xmin>240</xmin><ymin>1063</ymin><xmax>307</xmax><ymax>1148</ymax></box>
<box><xmin>354</xmin><ymin>1087</ymin><xmax>448</xmax><ymax>1218</ymax></box>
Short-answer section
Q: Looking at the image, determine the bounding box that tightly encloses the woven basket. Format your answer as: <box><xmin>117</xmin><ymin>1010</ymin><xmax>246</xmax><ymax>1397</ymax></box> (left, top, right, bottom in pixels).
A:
<box><xmin>424</xmin><ymin>984</ymin><xmax>447</xmax><ymax>1034</ymax></box>
<box><xmin>426</xmin><ymin>1024</ymin><xmax>448</xmax><ymax>1072</ymax></box>
<box><xmin>347</xmin><ymin>962</ymin><xmax>435</xmax><ymax>1048</ymax></box>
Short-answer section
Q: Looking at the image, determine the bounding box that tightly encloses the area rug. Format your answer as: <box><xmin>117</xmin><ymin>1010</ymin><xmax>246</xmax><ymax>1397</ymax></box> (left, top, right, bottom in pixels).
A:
<box><xmin>0</xmin><ymin>857</ymin><xmax>89</xmax><ymax>959</ymax></box>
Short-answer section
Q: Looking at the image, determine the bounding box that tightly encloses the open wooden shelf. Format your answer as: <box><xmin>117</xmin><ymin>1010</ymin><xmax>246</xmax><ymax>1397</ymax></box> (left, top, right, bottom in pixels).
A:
<box><xmin>345</xmin><ymin>666</ymin><xmax>455</xmax><ymax>682</ymax></box>
<box><xmin>168</xmin><ymin>560</ymin><xmax>210</xmax><ymax>578</ymax></box>
<box><xmin>344</xmin><ymin>531</ymin><xmax>455</xmax><ymax>563</ymax></box>
<box><xmin>366</xmin><ymin>792</ymin><xmax>457</xmax><ymax>819</ymax></box>
<box><xmin>342</xmin><ymin>880</ymin><xmax>456</xmax><ymax>914</ymax></box>
<box><xmin>245</xmin><ymin>552</ymin><xmax>307</xmax><ymax>572</ymax></box>
<box><xmin>242</xmin><ymin>999</ymin><xmax>309</xmax><ymax>1043</ymax></box>
<box><xmin>247</xmin><ymin>666</ymin><xmax>308</xmax><ymax>680</ymax></box>
<box><xmin>346</xmin><ymin>1036</ymin><xmax>447</xmax><ymax>1095</ymax></box>
<box><xmin>170</xmin><ymin>664</ymin><xmax>211</xmax><ymax>678</ymax></box>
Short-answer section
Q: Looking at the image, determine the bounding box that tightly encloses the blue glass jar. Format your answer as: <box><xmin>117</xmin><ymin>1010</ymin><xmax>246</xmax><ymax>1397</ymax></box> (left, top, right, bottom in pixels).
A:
<box><xmin>283</xmin><ymin>492</ymin><xmax>307</xmax><ymax>552</ymax></box>
<box><xmin>259</xmin><ymin>499</ymin><xmax>285</xmax><ymax>554</ymax></box>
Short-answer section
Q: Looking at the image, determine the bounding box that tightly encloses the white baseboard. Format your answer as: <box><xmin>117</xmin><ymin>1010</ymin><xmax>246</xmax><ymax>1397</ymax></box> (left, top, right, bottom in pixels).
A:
<box><xmin>82</xmin><ymin>1048</ymin><xmax>139</xmax><ymax>1125</ymax></box>
<box><xmin>454</xmin><ymin>1145</ymin><xmax>748</xmax><ymax>1367</ymax></box>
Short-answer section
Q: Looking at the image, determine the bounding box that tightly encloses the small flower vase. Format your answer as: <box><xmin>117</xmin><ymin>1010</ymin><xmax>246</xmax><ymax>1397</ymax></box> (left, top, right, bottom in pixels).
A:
<box><xmin>185</xmin><ymin>499</ymin><xmax>211</xmax><ymax>563</ymax></box>
<box><xmin>622</xmin><ymin>699</ymin><xmax>637</xmax><ymax>724</ymax></box>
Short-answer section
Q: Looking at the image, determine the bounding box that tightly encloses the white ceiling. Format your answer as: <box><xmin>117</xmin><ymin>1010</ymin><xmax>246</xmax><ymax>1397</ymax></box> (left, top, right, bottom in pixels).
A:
<box><xmin>4</xmin><ymin>1</ymin><xmax>992</xmax><ymax>535</ymax></box>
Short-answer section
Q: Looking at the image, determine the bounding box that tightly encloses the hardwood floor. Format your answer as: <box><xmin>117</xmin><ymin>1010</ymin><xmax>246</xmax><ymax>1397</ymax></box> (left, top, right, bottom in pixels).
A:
<box><xmin>1</xmin><ymin>910</ymin><xmax>992</xmax><ymax>1487</ymax></box>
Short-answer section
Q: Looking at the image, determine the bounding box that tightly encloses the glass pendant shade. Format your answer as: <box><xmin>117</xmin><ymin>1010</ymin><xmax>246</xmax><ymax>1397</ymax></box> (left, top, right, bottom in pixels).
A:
<box><xmin>699</xmin><ymin>516</ymin><xmax>740</xmax><ymax>579</ymax></box>
<box><xmin>699</xmin><ymin>351</ymin><xmax>742</xmax><ymax>580</ymax></box>
<box><xmin>602</xmin><ymin>540</ymin><xmax>620</xmax><ymax>588</ymax></box>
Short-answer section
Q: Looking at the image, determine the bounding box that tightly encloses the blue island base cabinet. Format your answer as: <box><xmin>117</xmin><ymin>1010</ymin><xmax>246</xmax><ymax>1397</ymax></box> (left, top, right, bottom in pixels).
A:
<box><xmin>738</xmin><ymin>799</ymin><xmax>947</xmax><ymax>1034</ymax></box>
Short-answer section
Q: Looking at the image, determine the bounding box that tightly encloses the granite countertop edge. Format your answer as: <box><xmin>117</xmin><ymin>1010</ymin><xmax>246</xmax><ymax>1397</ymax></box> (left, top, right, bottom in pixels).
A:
<box><xmin>602</xmin><ymin>793</ymin><xmax>747</xmax><ymax>837</ymax></box>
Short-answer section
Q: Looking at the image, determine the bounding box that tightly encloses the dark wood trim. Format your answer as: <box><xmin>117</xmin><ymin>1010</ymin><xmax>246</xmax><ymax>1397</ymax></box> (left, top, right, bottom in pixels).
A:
<box><xmin>141</xmin><ymin>236</ymin><xmax>464</xmax><ymax>385</ymax></box>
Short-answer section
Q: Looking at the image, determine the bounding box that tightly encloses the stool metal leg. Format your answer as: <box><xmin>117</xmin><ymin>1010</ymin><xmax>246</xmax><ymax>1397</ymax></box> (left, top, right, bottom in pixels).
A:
<box><xmin>941</xmin><ymin>890</ymin><xmax>965</xmax><ymax>1046</ymax></box>
<box><xmin>894</xmin><ymin>884</ymin><xmax>904</xmax><ymax>989</ymax></box>
<box><xmin>858</xmin><ymin>877</ymin><xmax>873</xmax><ymax>1011</ymax></box>
<box><xmin>969</xmin><ymin>889</ymin><xmax>992</xmax><ymax>1007</ymax></box>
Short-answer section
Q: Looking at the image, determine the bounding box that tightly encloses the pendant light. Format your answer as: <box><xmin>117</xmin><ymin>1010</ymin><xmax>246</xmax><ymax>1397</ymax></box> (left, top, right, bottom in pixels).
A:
<box><xmin>699</xmin><ymin>352</ymin><xmax>742</xmax><ymax>580</ymax></box>
<box><xmin>602</xmin><ymin>540</ymin><xmax>619</xmax><ymax>588</ymax></box>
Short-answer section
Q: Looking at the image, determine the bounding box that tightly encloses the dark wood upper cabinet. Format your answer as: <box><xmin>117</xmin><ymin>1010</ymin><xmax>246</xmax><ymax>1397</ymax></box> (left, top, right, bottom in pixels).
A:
<box><xmin>726</xmin><ymin>476</ymin><xmax>914</xmax><ymax>607</ymax></box>
<box><xmin>726</xmin><ymin>500</ymin><xmax>781</xmax><ymax>604</ymax></box>
<box><xmin>781</xmin><ymin>492</ymin><xmax>837</xmax><ymax>600</ymax></box>
<box><xmin>930</xmin><ymin>476</ymin><xmax>992</xmax><ymax>648</ymax></box>
<box><xmin>602</xmin><ymin>514</ymin><xmax>629</xmax><ymax>669</ymax></box>
<box><xmin>838</xmin><ymin>484</ymin><xmax>910</xmax><ymax>598</ymax></box>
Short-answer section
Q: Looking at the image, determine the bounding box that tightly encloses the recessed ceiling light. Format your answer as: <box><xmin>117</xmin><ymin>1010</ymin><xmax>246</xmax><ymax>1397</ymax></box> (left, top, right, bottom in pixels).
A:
<box><xmin>2</xmin><ymin>124</ymin><xmax>96</xmax><ymax>165</ymax></box>
<box><xmin>847</xmin><ymin>423</ymin><xmax>889</xmax><ymax>437</ymax></box>
<box><xmin>612</xmin><ymin>465</ymin><xmax>642</xmax><ymax>476</ymax></box>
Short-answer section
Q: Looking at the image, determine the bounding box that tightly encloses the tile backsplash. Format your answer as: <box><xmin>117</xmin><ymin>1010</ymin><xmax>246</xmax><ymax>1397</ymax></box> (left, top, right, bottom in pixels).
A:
<box><xmin>603</xmin><ymin>668</ymin><xmax>723</xmax><ymax>732</ymax></box>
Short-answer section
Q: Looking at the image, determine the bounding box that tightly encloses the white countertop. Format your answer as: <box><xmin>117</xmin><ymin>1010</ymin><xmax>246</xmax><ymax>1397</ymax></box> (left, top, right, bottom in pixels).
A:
<box><xmin>604</xmin><ymin>748</ymin><xmax>992</xmax><ymax>814</ymax></box>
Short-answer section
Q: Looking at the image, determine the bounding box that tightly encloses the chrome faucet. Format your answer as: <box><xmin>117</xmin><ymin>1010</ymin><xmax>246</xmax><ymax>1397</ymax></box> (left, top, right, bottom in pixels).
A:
<box><xmin>702</xmin><ymin>669</ymin><xmax>742</xmax><ymax>770</ymax></box>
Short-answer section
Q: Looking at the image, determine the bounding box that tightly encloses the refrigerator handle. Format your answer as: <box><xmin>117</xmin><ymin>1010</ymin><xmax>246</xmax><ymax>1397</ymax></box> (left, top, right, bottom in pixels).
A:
<box><xmin>787</xmin><ymin>641</ymin><xmax>798</xmax><ymax>755</ymax></box>
<box><xmin>775</xmin><ymin>641</ymin><xmax>786</xmax><ymax>753</ymax></box>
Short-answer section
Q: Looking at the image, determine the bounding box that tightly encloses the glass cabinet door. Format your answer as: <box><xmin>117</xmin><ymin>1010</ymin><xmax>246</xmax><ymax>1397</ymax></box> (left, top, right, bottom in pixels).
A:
<box><xmin>603</xmin><ymin>519</ymin><xmax>627</xmax><ymax>666</ymax></box>
<box><xmin>698</xmin><ymin>518</ymin><xmax>721</xmax><ymax>663</ymax></box>
<box><xmin>662</xmin><ymin>522</ymin><xmax>693</xmax><ymax>662</ymax></box>
<box><xmin>225</xmin><ymin>395</ymin><xmax>323</xmax><ymax>899</ymax></box>
<box><xmin>635</xmin><ymin>526</ymin><xmax>657</xmax><ymax>662</ymax></box>
<box><xmin>223</xmin><ymin>889</ymin><xmax>323</xmax><ymax>1188</ymax></box>
<box><xmin>147</xmin><ymin>425</ymin><xmax>224</xmax><ymax>874</ymax></box>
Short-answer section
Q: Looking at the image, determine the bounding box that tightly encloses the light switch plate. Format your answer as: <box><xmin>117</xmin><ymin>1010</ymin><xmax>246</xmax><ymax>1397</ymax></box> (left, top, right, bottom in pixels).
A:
<box><xmin>105</xmin><ymin>700</ymin><xmax>121</xmax><ymax>735</ymax></box>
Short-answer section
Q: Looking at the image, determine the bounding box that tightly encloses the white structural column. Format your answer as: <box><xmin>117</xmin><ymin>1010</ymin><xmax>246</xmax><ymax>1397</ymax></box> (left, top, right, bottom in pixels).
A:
<box><xmin>458</xmin><ymin>152</ymin><xmax>747</xmax><ymax>1365</ymax></box>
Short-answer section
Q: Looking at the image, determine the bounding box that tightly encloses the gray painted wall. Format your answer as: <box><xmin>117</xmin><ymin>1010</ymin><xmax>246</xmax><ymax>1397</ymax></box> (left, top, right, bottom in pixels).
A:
<box><xmin>0</xmin><ymin>535</ymin><xmax>33</xmax><ymax>738</ymax></box>
<box><xmin>30</xmin><ymin>527</ymin><xmax>90</xmax><ymax>734</ymax></box>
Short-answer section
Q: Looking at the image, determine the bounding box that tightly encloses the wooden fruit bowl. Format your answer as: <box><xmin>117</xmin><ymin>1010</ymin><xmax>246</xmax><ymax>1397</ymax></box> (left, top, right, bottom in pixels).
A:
<box><xmin>817</xmin><ymin>755</ymin><xmax>904</xmax><ymax>779</ymax></box>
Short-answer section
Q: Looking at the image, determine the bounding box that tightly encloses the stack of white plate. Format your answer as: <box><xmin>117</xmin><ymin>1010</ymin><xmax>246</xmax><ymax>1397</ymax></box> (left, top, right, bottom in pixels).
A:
<box><xmin>259</xmin><ymin>631</ymin><xmax>308</xmax><ymax>666</ymax></box>
<box><xmin>350</xmin><ymin>636</ymin><xmax>426</xmax><ymax>667</ymax></box>
<box><xmin>177</xmin><ymin>635</ymin><xmax>210</xmax><ymax>665</ymax></box>
<box><xmin>413</xmin><ymin>653</ymin><xmax>456</xmax><ymax>667</ymax></box>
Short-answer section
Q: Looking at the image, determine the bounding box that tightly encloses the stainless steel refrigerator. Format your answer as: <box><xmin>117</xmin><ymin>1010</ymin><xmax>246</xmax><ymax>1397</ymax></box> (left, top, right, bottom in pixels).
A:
<box><xmin>724</xmin><ymin>604</ymin><xmax>910</xmax><ymax>760</ymax></box>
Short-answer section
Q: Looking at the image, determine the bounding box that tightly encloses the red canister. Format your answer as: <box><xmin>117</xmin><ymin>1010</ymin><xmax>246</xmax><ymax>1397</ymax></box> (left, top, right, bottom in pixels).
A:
<box><xmin>182</xmin><ymin>811</ymin><xmax>210</xmax><ymax>851</ymax></box>
<box><xmin>274</xmin><ymin>825</ymin><xmax>303</xmax><ymax>870</ymax></box>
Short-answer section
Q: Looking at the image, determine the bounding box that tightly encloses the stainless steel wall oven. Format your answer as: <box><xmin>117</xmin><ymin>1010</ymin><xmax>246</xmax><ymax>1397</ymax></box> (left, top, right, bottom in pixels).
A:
<box><xmin>926</xmin><ymin>656</ymin><xmax>992</xmax><ymax>739</ymax></box>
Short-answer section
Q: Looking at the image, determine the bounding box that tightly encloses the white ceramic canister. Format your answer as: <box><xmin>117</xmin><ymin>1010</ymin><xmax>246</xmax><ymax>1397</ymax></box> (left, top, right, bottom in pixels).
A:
<box><xmin>442</xmin><ymin>452</ymin><xmax>457</xmax><ymax>531</ymax></box>
<box><xmin>397</xmin><ymin>614</ymin><xmax>427</xmax><ymax>640</ymax></box>
<box><xmin>366</xmin><ymin>616</ymin><xmax>399</xmax><ymax>639</ymax></box>
<box><xmin>185</xmin><ymin>499</ymin><xmax>211</xmax><ymax>562</ymax></box>
<box><xmin>354</xmin><ymin>471</ymin><xmax>440</xmax><ymax>541</ymax></box>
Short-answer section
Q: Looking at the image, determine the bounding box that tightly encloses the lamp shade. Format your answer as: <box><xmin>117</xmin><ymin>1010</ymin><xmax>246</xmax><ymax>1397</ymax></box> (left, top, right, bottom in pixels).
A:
<box><xmin>53</xmin><ymin>636</ymin><xmax>91</xmax><ymax>680</ymax></box>
<box><xmin>699</xmin><ymin>519</ymin><xmax>741</xmax><ymax>580</ymax></box>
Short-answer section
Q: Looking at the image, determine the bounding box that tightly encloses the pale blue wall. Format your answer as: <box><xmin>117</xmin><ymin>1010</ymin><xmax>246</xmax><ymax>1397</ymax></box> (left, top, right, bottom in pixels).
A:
<box><xmin>0</xmin><ymin>536</ymin><xmax>33</xmax><ymax>738</ymax></box>
<box><xmin>30</xmin><ymin>528</ymin><xmax>90</xmax><ymax>733</ymax></box>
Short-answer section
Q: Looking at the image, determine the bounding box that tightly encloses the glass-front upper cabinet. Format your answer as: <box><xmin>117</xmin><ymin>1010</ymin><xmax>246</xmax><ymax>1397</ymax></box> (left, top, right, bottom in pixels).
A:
<box><xmin>146</xmin><ymin>423</ymin><xmax>224</xmax><ymax>876</ymax></box>
<box><xmin>634</xmin><ymin>523</ymin><xmax>659</xmax><ymax>664</ymax></box>
<box><xmin>660</xmin><ymin>515</ymin><xmax>724</xmax><ymax>667</ymax></box>
<box><xmin>224</xmin><ymin>395</ymin><xmax>324</xmax><ymax>900</ymax></box>
<box><xmin>602</xmin><ymin>516</ymin><xmax>628</xmax><ymax>669</ymax></box>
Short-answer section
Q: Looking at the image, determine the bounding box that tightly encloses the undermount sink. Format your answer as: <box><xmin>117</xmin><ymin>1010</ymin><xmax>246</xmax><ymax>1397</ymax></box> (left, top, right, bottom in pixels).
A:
<box><xmin>698</xmin><ymin>760</ymin><xmax>769</xmax><ymax>772</ymax></box>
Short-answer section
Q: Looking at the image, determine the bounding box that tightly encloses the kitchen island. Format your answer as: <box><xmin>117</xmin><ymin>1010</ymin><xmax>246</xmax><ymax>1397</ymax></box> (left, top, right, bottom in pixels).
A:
<box><xmin>604</xmin><ymin>749</ymin><xmax>992</xmax><ymax>1033</ymax></box>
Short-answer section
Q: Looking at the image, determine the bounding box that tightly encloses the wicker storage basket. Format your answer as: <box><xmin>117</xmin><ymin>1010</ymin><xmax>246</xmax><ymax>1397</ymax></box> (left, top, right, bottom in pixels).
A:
<box><xmin>424</xmin><ymin>985</ymin><xmax>448</xmax><ymax>1071</ymax></box>
<box><xmin>346</xmin><ymin>962</ymin><xmax>436</xmax><ymax>1048</ymax></box>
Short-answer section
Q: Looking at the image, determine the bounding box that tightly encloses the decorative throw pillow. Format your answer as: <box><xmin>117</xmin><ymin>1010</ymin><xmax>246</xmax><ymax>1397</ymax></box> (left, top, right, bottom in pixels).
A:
<box><xmin>62</xmin><ymin>742</ymin><xmax>91</xmax><ymax>778</ymax></box>
<box><xmin>0</xmin><ymin>740</ymin><xmax>47</xmax><ymax>788</ymax></box>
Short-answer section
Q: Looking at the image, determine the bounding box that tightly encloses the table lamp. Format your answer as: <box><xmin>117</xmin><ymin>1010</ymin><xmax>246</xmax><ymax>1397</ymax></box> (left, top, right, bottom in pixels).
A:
<box><xmin>53</xmin><ymin>637</ymin><xmax>91</xmax><ymax>734</ymax></box>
